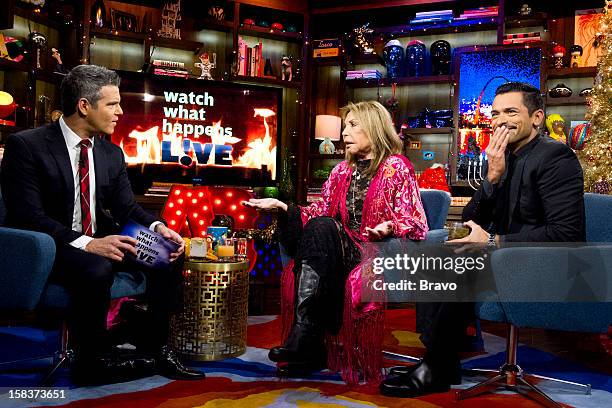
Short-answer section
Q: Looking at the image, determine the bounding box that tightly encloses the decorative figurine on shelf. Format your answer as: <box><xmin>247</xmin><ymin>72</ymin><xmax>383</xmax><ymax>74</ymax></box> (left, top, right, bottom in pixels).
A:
<box><xmin>545</xmin><ymin>113</ymin><xmax>568</xmax><ymax>143</ymax></box>
<box><xmin>384</xmin><ymin>83</ymin><xmax>400</xmax><ymax>125</ymax></box>
<box><xmin>28</xmin><ymin>31</ymin><xmax>47</xmax><ymax>69</ymax></box>
<box><xmin>570</xmin><ymin>44</ymin><xmax>583</xmax><ymax>68</ymax></box>
<box><xmin>382</xmin><ymin>39</ymin><xmax>404</xmax><ymax>79</ymax></box>
<box><xmin>430</xmin><ymin>40</ymin><xmax>451</xmax><ymax>75</ymax></box>
<box><xmin>281</xmin><ymin>56</ymin><xmax>292</xmax><ymax>81</ymax></box>
<box><xmin>91</xmin><ymin>0</ymin><xmax>106</xmax><ymax>28</ymax></box>
<box><xmin>519</xmin><ymin>3</ymin><xmax>532</xmax><ymax>16</ymax></box>
<box><xmin>569</xmin><ymin>122</ymin><xmax>591</xmax><ymax>150</ymax></box>
<box><xmin>549</xmin><ymin>83</ymin><xmax>572</xmax><ymax>98</ymax></box>
<box><xmin>195</xmin><ymin>52</ymin><xmax>216</xmax><ymax>80</ymax></box>
<box><xmin>271</xmin><ymin>22</ymin><xmax>284</xmax><ymax>31</ymax></box>
<box><xmin>406</xmin><ymin>40</ymin><xmax>426</xmax><ymax>77</ymax></box>
<box><xmin>242</xmin><ymin>18</ymin><xmax>255</xmax><ymax>26</ymax></box>
<box><xmin>347</xmin><ymin>23</ymin><xmax>375</xmax><ymax>55</ymax></box>
<box><xmin>552</xmin><ymin>44</ymin><xmax>566</xmax><ymax>69</ymax></box>
<box><xmin>50</xmin><ymin>47</ymin><xmax>69</xmax><ymax>74</ymax></box>
<box><xmin>157</xmin><ymin>0</ymin><xmax>181</xmax><ymax>40</ymax></box>
<box><xmin>207</xmin><ymin>4</ymin><xmax>224</xmax><ymax>21</ymax></box>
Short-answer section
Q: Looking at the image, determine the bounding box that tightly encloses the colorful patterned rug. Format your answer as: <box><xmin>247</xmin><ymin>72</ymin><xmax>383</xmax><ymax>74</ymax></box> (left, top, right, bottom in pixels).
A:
<box><xmin>1</xmin><ymin>310</ymin><xmax>611</xmax><ymax>407</ymax></box>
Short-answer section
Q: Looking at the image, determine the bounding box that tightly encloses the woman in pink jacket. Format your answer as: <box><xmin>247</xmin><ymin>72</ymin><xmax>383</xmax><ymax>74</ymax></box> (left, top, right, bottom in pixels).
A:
<box><xmin>245</xmin><ymin>101</ymin><xmax>428</xmax><ymax>385</ymax></box>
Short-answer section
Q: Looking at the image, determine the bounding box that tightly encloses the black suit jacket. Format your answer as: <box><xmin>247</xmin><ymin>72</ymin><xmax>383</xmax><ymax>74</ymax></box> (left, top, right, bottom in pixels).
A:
<box><xmin>463</xmin><ymin>134</ymin><xmax>585</xmax><ymax>242</ymax></box>
<box><xmin>0</xmin><ymin>121</ymin><xmax>160</xmax><ymax>245</ymax></box>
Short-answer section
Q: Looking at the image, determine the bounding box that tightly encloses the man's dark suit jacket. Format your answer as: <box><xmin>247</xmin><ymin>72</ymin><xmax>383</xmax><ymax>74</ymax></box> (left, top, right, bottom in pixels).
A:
<box><xmin>0</xmin><ymin>121</ymin><xmax>159</xmax><ymax>245</ymax></box>
<box><xmin>463</xmin><ymin>134</ymin><xmax>586</xmax><ymax>242</ymax></box>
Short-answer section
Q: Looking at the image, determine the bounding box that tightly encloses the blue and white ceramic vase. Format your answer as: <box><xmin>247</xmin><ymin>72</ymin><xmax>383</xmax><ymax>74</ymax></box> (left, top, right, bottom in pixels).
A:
<box><xmin>406</xmin><ymin>40</ymin><xmax>426</xmax><ymax>77</ymax></box>
<box><xmin>430</xmin><ymin>40</ymin><xmax>451</xmax><ymax>75</ymax></box>
<box><xmin>383</xmin><ymin>40</ymin><xmax>404</xmax><ymax>79</ymax></box>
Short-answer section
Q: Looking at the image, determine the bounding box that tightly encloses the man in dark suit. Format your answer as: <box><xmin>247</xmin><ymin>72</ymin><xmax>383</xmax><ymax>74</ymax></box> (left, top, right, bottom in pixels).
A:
<box><xmin>380</xmin><ymin>82</ymin><xmax>585</xmax><ymax>397</ymax></box>
<box><xmin>0</xmin><ymin>65</ymin><xmax>205</xmax><ymax>384</ymax></box>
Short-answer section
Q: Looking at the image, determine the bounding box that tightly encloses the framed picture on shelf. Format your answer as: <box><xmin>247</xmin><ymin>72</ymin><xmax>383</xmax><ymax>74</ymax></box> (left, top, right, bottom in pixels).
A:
<box><xmin>111</xmin><ymin>9</ymin><xmax>138</xmax><ymax>32</ymax></box>
<box><xmin>575</xmin><ymin>9</ymin><xmax>604</xmax><ymax>67</ymax></box>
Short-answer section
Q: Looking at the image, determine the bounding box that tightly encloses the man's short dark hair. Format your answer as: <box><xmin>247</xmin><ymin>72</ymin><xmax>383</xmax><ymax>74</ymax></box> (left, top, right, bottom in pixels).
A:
<box><xmin>60</xmin><ymin>65</ymin><xmax>120</xmax><ymax>116</ymax></box>
<box><xmin>494</xmin><ymin>82</ymin><xmax>544</xmax><ymax>115</ymax></box>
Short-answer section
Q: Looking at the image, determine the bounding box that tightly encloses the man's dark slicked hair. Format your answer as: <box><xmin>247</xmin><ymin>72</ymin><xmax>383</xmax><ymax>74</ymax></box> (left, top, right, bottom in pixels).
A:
<box><xmin>494</xmin><ymin>82</ymin><xmax>544</xmax><ymax>115</ymax></box>
<box><xmin>60</xmin><ymin>65</ymin><xmax>120</xmax><ymax>116</ymax></box>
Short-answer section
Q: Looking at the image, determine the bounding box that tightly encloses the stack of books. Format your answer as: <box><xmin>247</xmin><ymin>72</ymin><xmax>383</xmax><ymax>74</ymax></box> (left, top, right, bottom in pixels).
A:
<box><xmin>145</xmin><ymin>184</ymin><xmax>173</xmax><ymax>197</ymax></box>
<box><xmin>503</xmin><ymin>31</ymin><xmax>541</xmax><ymax>44</ymax></box>
<box><xmin>237</xmin><ymin>36</ymin><xmax>265</xmax><ymax>77</ymax></box>
<box><xmin>457</xmin><ymin>6</ymin><xmax>499</xmax><ymax>20</ymax></box>
<box><xmin>151</xmin><ymin>60</ymin><xmax>189</xmax><ymax>78</ymax></box>
<box><xmin>410</xmin><ymin>10</ymin><xmax>454</xmax><ymax>25</ymax></box>
<box><xmin>346</xmin><ymin>70</ymin><xmax>382</xmax><ymax>80</ymax></box>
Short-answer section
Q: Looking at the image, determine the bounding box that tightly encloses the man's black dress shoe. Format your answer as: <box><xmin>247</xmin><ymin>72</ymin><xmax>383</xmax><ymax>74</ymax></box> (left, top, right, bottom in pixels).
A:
<box><xmin>72</xmin><ymin>355</ymin><xmax>156</xmax><ymax>386</ymax></box>
<box><xmin>157</xmin><ymin>346</ymin><xmax>205</xmax><ymax>380</ymax></box>
<box><xmin>380</xmin><ymin>360</ymin><xmax>453</xmax><ymax>398</ymax></box>
<box><xmin>388</xmin><ymin>359</ymin><xmax>462</xmax><ymax>385</ymax></box>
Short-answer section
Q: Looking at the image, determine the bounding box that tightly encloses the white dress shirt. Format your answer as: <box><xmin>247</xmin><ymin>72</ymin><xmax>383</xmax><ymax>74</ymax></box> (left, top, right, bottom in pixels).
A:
<box><xmin>59</xmin><ymin>117</ymin><xmax>163</xmax><ymax>250</ymax></box>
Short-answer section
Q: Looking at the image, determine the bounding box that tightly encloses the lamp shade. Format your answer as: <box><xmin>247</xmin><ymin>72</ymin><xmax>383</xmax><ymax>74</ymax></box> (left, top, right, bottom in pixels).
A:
<box><xmin>314</xmin><ymin>115</ymin><xmax>342</xmax><ymax>141</ymax></box>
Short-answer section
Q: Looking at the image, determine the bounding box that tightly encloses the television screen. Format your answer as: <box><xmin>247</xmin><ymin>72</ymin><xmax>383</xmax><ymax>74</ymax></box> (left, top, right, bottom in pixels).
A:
<box><xmin>111</xmin><ymin>72</ymin><xmax>281</xmax><ymax>190</ymax></box>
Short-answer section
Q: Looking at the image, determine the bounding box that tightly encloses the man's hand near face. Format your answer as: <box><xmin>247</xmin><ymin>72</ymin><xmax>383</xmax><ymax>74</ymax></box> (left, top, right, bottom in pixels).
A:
<box><xmin>485</xmin><ymin>125</ymin><xmax>510</xmax><ymax>185</ymax></box>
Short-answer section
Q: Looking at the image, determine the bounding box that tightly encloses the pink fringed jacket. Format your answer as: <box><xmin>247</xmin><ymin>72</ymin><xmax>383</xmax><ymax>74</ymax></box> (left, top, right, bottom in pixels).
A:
<box><xmin>281</xmin><ymin>154</ymin><xmax>428</xmax><ymax>385</ymax></box>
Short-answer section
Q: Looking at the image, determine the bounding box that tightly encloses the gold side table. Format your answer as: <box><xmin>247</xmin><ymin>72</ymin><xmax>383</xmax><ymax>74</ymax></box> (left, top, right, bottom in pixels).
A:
<box><xmin>170</xmin><ymin>258</ymin><xmax>249</xmax><ymax>361</ymax></box>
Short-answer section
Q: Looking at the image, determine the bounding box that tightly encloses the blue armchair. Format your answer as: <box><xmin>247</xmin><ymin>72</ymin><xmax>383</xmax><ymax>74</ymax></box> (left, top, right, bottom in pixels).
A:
<box><xmin>0</xmin><ymin>190</ymin><xmax>147</xmax><ymax>384</ymax></box>
<box><xmin>457</xmin><ymin>193</ymin><xmax>612</xmax><ymax>408</ymax></box>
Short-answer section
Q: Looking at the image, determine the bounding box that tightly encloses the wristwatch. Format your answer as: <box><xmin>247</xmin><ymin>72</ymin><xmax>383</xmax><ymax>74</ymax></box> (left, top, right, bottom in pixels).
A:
<box><xmin>487</xmin><ymin>233</ymin><xmax>496</xmax><ymax>247</ymax></box>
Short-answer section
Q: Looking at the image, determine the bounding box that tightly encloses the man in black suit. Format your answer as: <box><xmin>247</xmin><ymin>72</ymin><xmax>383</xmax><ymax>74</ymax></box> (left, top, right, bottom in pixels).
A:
<box><xmin>0</xmin><ymin>65</ymin><xmax>205</xmax><ymax>384</ymax></box>
<box><xmin>380</xmin><ymin>82</ymin><xmax>585</xmax><ymax>397</ymax></box>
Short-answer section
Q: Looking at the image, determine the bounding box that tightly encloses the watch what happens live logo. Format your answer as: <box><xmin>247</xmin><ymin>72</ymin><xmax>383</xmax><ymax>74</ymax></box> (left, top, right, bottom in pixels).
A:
<box><xmin>117</xmin><ymin>88</ymin><xmax>278</xmax><ymax>179</ymax></box>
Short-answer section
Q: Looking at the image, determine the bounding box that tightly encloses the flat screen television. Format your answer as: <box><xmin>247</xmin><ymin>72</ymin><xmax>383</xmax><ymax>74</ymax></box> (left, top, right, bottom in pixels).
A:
<box><xmin>111</xmin><ymin>72</ymin><xmax>281</xmax><ymax>191</ymax></box>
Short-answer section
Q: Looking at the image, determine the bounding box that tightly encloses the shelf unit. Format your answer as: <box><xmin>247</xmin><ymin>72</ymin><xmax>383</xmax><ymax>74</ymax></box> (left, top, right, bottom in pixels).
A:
<box><xmin>0</xmin><ymin>3</ymin><xmax>80</xmax><ymax>133</ymax></box>
<box><xmin>304</xmin><ymin>0</ymin><xmax>599</xmax><ymax>197</ymax></box>
<box><xmin>346</xmin><ymin>75</ymin><xmax>454</xmax><ymax>88</ymax></box>
<box><xmin>1</xmin><ymin>1</ymin><xmax>310</xmax><ymax>181</ymax></box>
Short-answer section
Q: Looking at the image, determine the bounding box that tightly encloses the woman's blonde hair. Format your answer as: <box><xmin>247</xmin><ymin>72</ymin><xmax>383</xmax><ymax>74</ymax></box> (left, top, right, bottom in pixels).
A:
<box><xmin>339</xmin><ymin>100</ymin><xmax>403</xmax><ymax>177</ymax></box>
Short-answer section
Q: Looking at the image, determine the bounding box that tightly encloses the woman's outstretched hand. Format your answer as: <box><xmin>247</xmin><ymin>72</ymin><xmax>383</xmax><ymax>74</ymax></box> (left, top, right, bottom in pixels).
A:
<box><xmin>365</xmin><ymin>220</ymin><xmax>394</xmax><ymax>241</ymax></box>
<box><xmin>242</xmin><ymin>198</ymin><xmax>288</xmax><ymax>212</ymax></box>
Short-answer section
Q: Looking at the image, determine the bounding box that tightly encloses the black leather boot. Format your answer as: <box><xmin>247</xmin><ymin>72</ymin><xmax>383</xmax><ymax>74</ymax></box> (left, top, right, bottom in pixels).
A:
<box><xmin>268</xmin><ymin>261</ymin><xmax>326</xmax><ymax>368</ymax></box>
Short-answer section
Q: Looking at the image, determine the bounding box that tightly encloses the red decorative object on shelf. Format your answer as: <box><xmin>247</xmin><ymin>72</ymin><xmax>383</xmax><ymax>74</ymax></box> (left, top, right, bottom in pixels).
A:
<box><xmin>417</xmin><ymin>166</ymin><xmax>450</xmax><ymax>192</ymax></box>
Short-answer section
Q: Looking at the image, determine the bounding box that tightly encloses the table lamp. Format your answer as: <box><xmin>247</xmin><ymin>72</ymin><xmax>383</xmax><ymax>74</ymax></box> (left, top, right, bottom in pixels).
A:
<box><xmin>314</xmin><ymin>114</ymin><xmax>342</xmax><ymax>154</ymax></box>
<box><xmin>0</xmin><ymin>91</ymin><xmax>16</xmax><ymax>126</ymax></box>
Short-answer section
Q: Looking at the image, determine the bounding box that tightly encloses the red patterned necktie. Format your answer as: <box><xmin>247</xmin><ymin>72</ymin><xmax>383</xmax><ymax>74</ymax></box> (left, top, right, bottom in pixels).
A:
<box><xmin>79</xmin><ymin>139</ymin><xmax>93</xmax><ymax>236</ymax></box>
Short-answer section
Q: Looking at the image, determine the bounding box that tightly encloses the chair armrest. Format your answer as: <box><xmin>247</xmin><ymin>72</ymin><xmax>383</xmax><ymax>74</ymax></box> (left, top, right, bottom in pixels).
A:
<box><xmin>0</xmin><ymin>227</ymin><xmax>56</xmax><ymax>311</ymax></box>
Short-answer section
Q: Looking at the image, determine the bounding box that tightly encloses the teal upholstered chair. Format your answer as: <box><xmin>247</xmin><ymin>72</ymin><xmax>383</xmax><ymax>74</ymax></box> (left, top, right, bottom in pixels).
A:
<box><xmin>0</xmin><ymin>189</ymin><xmax>147</xmax><ymax>384</ymax></box>
<box><xmin>457</xmin><ymin>193</ymin><xmax>612</xmax><ymax>408</ymax></box>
